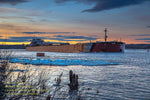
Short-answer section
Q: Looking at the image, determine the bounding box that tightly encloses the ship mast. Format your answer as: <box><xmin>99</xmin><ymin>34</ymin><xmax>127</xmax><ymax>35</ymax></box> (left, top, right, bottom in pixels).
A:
<box><xmin>104</xmin><ymin>28</ymin><xmax>108</xmax><ymax>42</ymax></box>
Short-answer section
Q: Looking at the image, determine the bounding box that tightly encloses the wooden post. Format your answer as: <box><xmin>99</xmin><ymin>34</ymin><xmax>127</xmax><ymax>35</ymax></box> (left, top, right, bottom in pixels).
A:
<box><xmin>46</xmin><ymin>95</ymin><xmax>51</xmax><ymax>100</ymax></box>
<box><xmin>68</xmin><ymin>70</ymin><xmax>79</xmax><ymax>91</ymax></box>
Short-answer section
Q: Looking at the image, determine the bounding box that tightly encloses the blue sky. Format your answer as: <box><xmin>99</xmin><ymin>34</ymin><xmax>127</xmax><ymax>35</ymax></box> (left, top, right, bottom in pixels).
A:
<box><xmin>0</xmin><ymin>0</ymin><xmax>150</xmax><ymax>44</ymax></box>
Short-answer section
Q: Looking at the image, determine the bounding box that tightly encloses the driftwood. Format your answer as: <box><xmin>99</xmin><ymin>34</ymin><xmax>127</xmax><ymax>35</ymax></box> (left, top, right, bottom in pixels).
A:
<box><xmin>68</xmin><ymin>70</ymin><xmax>79</xmax><ymax>91</ymax></box>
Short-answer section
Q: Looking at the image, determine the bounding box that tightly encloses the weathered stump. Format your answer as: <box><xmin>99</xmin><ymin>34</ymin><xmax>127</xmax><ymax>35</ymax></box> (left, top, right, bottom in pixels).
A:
<box><xmin>68</xmin><ymin>70</ymin><xmax>78</xmax><ymax>91</ymax></box>
<box><xmin>46</xmin><ymin>95</ymin><xmax>51</xmax><ymax>100</ymax></box>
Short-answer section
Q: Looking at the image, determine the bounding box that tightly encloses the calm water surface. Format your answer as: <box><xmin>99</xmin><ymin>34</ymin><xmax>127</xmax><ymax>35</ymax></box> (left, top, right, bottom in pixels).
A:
<box><xmin>8</xmin><ymin>49</ymin><xmax>150</xmax><ymax>99</ymax></box>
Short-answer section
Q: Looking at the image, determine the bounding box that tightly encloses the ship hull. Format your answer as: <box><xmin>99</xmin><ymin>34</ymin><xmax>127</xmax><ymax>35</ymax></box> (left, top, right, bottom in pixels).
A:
<box><xmin>91</xmin><ymin>42</ymin><xmax>125</xmax><ymax>52</ymax></box>
<box><xmin>26</xmin><ymin>42</ymin><xmax>125</xmax><ymax>53</ymax></box>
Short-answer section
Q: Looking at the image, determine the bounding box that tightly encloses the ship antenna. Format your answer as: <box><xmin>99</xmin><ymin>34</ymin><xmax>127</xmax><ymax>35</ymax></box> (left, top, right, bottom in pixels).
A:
<box><xmin>104</xmin><ymin>28</ymin><xmax>108</xmax><ymax>42</ymax></box>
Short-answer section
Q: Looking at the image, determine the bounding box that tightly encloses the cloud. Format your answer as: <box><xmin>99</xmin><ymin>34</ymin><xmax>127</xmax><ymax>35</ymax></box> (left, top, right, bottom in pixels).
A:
<box><xmin>55</xmin><ymin>0</ymin><xmax>149</xmax><ymax>12</ymax></box>
<box><xmin>0</xmin><ymin>24</ymin><xmax>18</xmax><ymax>30</ymax></box>
<box><xmin>0</xmin><ymin>37</ymin><xmax>30</xmax><ymax>42</ymax></box>
<box><xmin>0</xmin><ymin>0</ymin><xmax>29</xmax><ymax>5</ymax></box>
<box><xmin>22</xmin><ymin>32</ymin><xmax>76</xmax><ymax>34</ymax></box>
<box><xmin>0</xmin><ymin>7</ymin><xmax>48</xmax><ymax>18</ymax></box>
<box><xmin>0</xmin><ymin>36</ymin><xmax>81</xmax><ymax>42</ymax></box>
<box><xmin>136</xmin><ymin>38</ymin><xmax>150</xmax><ymax>40</ymax></box>
<box><xmin>0</xmin><ymin>36</ymin><xmax>50</xmax><ymax>42</ymax></box>
<box><xmin>0</xmin><ymin>16</ymin><xmax>30</xmax><ymax>20</ymax></box>
<box><xmin>144</xmin><ymin>41</ymin><xmax>150</xmax><ymax>43</ymax></box>
<box><xmin>0</xmin><ymin>7</ymin><xmax>24</xmax><ymax>13</ymax></box>
<box><xmin>54</xmin><ymin>35</ymin><xmax>98</xmax><ymax>40</ymax></box>
<box><xmin>0</xmin><ymin>34</ymin><xmax>99</xmax><ymax>42</ymax></box>
<box><xmin>147</xmin><ymin>26</ymin><xmax>150</xmax><ymax>28</ymax></box>
<box><xmin>0</xmin><ymin>23</ymin><xmax>32</xmax><ymax>31</ymax></box>
<box><xmin>137</xmin><ymin>16</ymin><xmax>150</xmax><ymax>22</ymax></box>
<box><xmin>130</xmin><ymin>34</ymin><xmax>150</xmax><ymax>36</ymax></box>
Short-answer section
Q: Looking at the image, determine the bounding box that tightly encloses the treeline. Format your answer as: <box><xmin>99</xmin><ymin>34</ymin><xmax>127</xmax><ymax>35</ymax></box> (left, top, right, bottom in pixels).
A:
<box><xmin>126</xmin><ymin>44</ymin><xmax>150</xmax><ymax>49</ymax></box>
<box><xmin>0</xmin><ymin>45</ymin><xmax>26</xmax><ymax>49</ymax></box>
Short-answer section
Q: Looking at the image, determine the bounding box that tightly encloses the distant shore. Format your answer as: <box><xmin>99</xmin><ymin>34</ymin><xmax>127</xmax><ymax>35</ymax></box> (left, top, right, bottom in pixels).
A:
<box><xmin>0</xmin><ymin>45</ymin><xmax>26</xmax><ymax>49</ymax></box>
<box><xmin>125</xmin><ymin>44</ymin><xmax>150</xmax><ymax>49</ymax></box>
<box><xmin>0</xmin><ymin>44</ymin><xmax>150</xmax><ymax>49</ymax></box>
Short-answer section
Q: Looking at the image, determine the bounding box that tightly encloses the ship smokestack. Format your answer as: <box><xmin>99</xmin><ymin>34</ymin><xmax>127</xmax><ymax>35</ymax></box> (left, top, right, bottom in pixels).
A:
<box><xmin>104</xmin><ymin>28</ymin><xmax>108</xmax><ymax>42</ymax></box>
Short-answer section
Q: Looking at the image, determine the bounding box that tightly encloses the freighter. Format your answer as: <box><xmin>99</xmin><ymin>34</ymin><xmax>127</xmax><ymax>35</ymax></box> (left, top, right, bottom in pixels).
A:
<box><xmin>26</xmin><ymin>28</ymin><xmax>125</xmax><ymax>53</ymax></box>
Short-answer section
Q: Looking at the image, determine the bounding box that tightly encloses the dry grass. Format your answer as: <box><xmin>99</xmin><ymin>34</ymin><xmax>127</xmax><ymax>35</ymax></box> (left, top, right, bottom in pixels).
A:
<box><xmin>0</xmin><ymin>50</ymin><xmax>95</xmax><ymax>100</ymax></box>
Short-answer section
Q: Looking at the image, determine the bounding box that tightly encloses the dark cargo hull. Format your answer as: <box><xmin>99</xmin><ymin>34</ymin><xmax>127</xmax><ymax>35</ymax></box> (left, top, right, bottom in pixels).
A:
<box><xmin>91</xmin><ymin>42</ymin><xmax>125</xmax><ymax>52</ymax></box>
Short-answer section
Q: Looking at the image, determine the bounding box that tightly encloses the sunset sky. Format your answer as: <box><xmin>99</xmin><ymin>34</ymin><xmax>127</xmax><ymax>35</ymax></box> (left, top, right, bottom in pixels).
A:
<box><xmin>0</xmin><ymin>0</ymin><xmax>150</xmax><ymax>45</ymax></box>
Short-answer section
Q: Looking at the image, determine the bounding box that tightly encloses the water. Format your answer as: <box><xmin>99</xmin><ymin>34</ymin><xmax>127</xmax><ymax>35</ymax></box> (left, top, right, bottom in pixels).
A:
<box><xmin>4</xmin><ymin>49</ymin><xmax>150</xmax><ymax>99</ymax></box>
